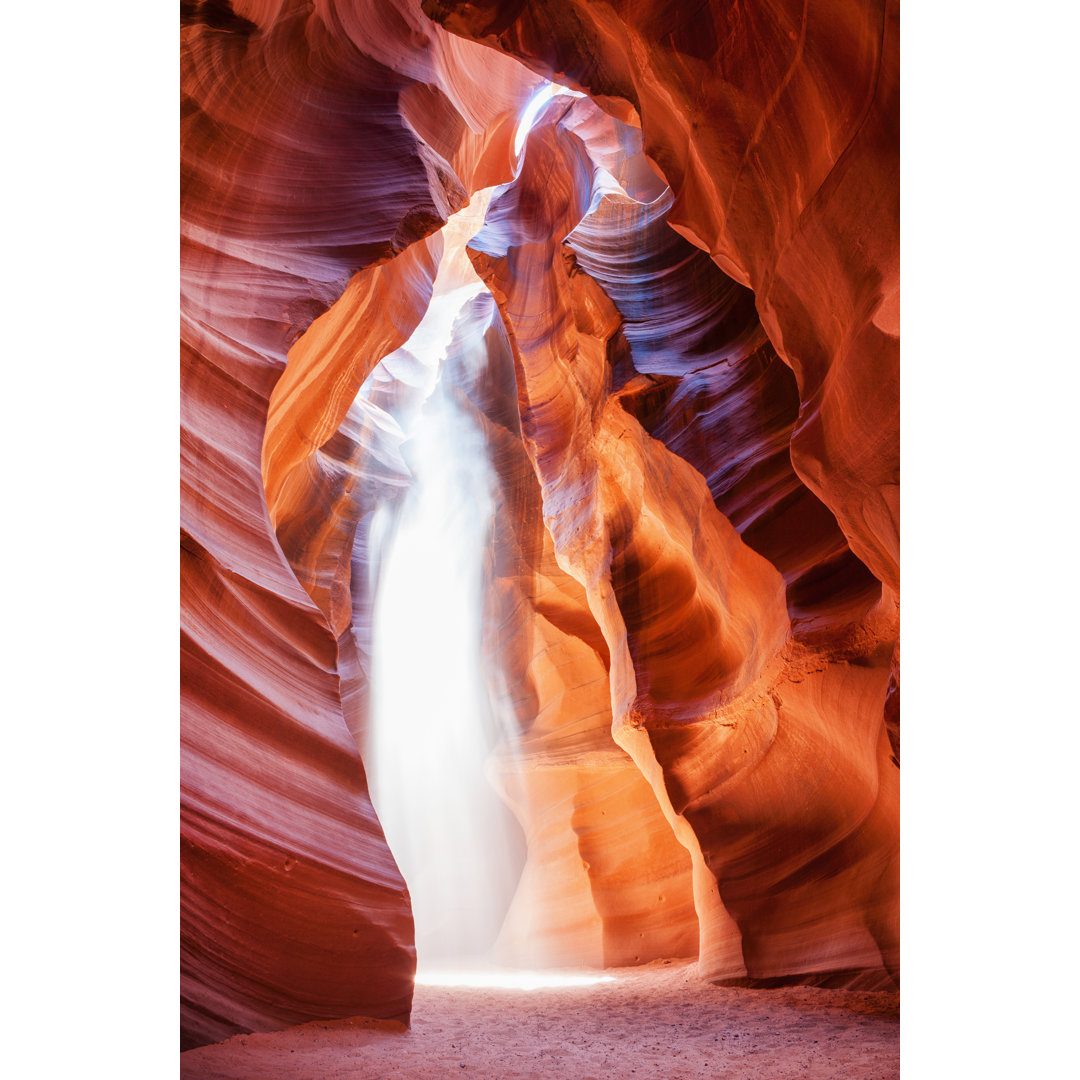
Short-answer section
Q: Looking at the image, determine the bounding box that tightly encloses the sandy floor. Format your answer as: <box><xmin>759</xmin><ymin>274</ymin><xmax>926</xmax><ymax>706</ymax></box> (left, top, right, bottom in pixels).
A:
<box><xmin>181</xmin><ymin>960</ymin><xmax>899</xmax><ymax>1079</ymax></box>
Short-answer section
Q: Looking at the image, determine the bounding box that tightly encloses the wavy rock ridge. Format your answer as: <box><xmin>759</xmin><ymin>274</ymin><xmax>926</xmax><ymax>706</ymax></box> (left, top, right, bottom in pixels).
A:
<box><xmin>181</xmin><ymin>0</ymin><xmax>899</xmax><ymax>1049</ymax></box>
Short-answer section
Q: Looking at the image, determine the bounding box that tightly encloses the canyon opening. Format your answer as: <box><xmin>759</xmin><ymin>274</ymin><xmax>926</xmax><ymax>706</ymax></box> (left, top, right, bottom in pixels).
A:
<box><xmin>181</xmin><ymin>0</ymin><xmax>900</xmax><ymax>1076</ymax></box>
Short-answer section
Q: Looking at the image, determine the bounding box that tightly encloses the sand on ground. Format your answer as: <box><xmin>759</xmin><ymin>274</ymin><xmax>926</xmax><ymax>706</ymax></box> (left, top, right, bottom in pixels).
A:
<box><xmin>180</xmin><ymin>959</ymin><xmax>899</xmax><ymax>1079</ymax></box>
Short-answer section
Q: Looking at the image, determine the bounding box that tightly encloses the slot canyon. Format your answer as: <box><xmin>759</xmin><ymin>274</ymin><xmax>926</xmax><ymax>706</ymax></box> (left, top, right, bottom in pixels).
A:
<box><xmin>180</xmin><ymin>0</ymin><xmax>900</xmax><ymax>1074</ymax></box>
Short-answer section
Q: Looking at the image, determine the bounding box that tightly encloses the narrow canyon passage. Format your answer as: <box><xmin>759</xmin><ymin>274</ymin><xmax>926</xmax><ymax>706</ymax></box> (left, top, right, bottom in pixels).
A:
<box><xmin>180</xmin><ymin>0</ymin><xmax>900</xmax><ymax>1068</ymax></box>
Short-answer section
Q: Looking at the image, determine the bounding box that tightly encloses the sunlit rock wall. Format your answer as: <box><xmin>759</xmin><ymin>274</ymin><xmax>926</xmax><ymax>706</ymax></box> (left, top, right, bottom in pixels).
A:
<box><xmin>426</xmin><ymin>0</ymin><xmax>900</xmax><ymax>987</ymax></box>
<box><xmin>424</xmin><ymin>0</ymin><xmax>899</xmax><ymax>595</ymax></box>
<box><xmin>181</xmin><ymin>0</ymin><xmax>900</xmax><ymax>1049</ymax></box>
<box><xmin>460</xmin><ymin>92</ymin><xmax>897</xmax><ymax>986</ymax></box>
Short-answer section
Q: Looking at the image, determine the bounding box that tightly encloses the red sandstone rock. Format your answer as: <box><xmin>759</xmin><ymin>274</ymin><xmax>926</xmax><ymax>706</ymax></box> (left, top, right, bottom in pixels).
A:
<box><xmin>424</xmin><ymin>0</ymin><xmax>900</xmax><ymax>988</ymax></box>
<box><xmin>180</xmin><ymin>0</ymin><xmax>537</xmax><ymax>1049</ymax></box>
<box><xmin>181</xmin><ymin>0</ymin><xmax>900</xmax><ymax>1050</ymax></box>
<box><xmin>423</xmin><ymin>0</ymin><xmax>900</xmax><ymax>595</ymax></box>
<box><xmin>457</xmin><ymin>97</ymin><xmax>895</xmax><ymax>986</ymax></box>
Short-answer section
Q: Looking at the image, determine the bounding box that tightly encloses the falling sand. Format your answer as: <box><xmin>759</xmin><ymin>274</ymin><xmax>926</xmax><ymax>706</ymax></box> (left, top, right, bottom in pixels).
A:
<box><xmin>180</xmin><ymin>959</ymin><xmax>899</xmax><ymax>1079</ymax></box>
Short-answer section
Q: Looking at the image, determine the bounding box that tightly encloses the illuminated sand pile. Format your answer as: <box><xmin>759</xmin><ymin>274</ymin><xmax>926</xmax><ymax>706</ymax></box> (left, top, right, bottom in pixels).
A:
<box><xmin>181</xmin><ymin>0</ymin><xmax>899</xmax><ymax>1050</ymax></box>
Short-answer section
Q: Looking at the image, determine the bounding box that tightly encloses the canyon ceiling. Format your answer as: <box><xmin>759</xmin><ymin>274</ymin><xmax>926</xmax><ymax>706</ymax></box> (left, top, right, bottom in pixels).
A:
<box><xmin>180</xmin><ymin>0</ymin><xmax>899</xmax><ymax>1051</ymax></box>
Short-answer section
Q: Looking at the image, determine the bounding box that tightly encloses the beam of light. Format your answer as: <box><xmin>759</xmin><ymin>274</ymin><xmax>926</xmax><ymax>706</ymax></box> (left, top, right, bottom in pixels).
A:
<box><xmin>368</xmin><ymin>378</ymin><xmax>515</xmax><ymax>964</ymax></box>
<box><xmin>415</xmin><ymin>970</ymin><xmax>617</xmax><ymax>991</ymax></box>
<box><xmin>363</xmin><ymin>195</ymin><xmax>525</xmax><ymax>968</ymax></box>
<box><xmin>513</xmin><ymin>80</ymin><xmax>585</xmax><ymax>158</ymax></box>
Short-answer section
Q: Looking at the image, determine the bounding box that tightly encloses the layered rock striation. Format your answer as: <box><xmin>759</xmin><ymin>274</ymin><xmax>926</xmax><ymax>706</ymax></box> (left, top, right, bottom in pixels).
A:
<box><xmin>423</xmin><ymin>0</ymin><xmax>899</xmax><ymax>597</ymax></box>
<box><xmin>463</xmin><ymin>94</ymin><xmax>897</xmax><ymax>986</ymax></box>
<box><xmin>181</xmin><ymin>0</ymin><xmax>537</xmax><ymax>1048</ymax></box>
<box><xmin>181</xmin><ymin>0</ymin><xmax>900</xmax><ymax>1049</ymax></box>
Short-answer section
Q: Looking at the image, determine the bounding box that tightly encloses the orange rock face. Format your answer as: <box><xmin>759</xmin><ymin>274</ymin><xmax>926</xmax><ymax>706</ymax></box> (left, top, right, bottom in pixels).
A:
<box><xmin>181</xmin><ymin>0</ymin><xmax>899</xmax><ymax>1048</ymax></box>
<box><xmin>424</xmin><ymin>0</ymin><xmax>900</xmax><ymax>593</ymax></box>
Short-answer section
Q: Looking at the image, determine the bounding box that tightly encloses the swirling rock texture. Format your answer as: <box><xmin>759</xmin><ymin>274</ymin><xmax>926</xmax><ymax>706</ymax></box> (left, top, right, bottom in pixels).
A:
<box><xmin>180</xmin><ymin>0</ymin><xmax>537</xmax><ymax>1050</ymax></box>
<box><xmin>424</xmin><ymin>0</ymin><xmax>900</xmax><ymax>597</ymax></box>
<box><xmin>180</xmin><ymin>0</ymin><xmax>899</xmax><ymax>1051</ymax></box>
